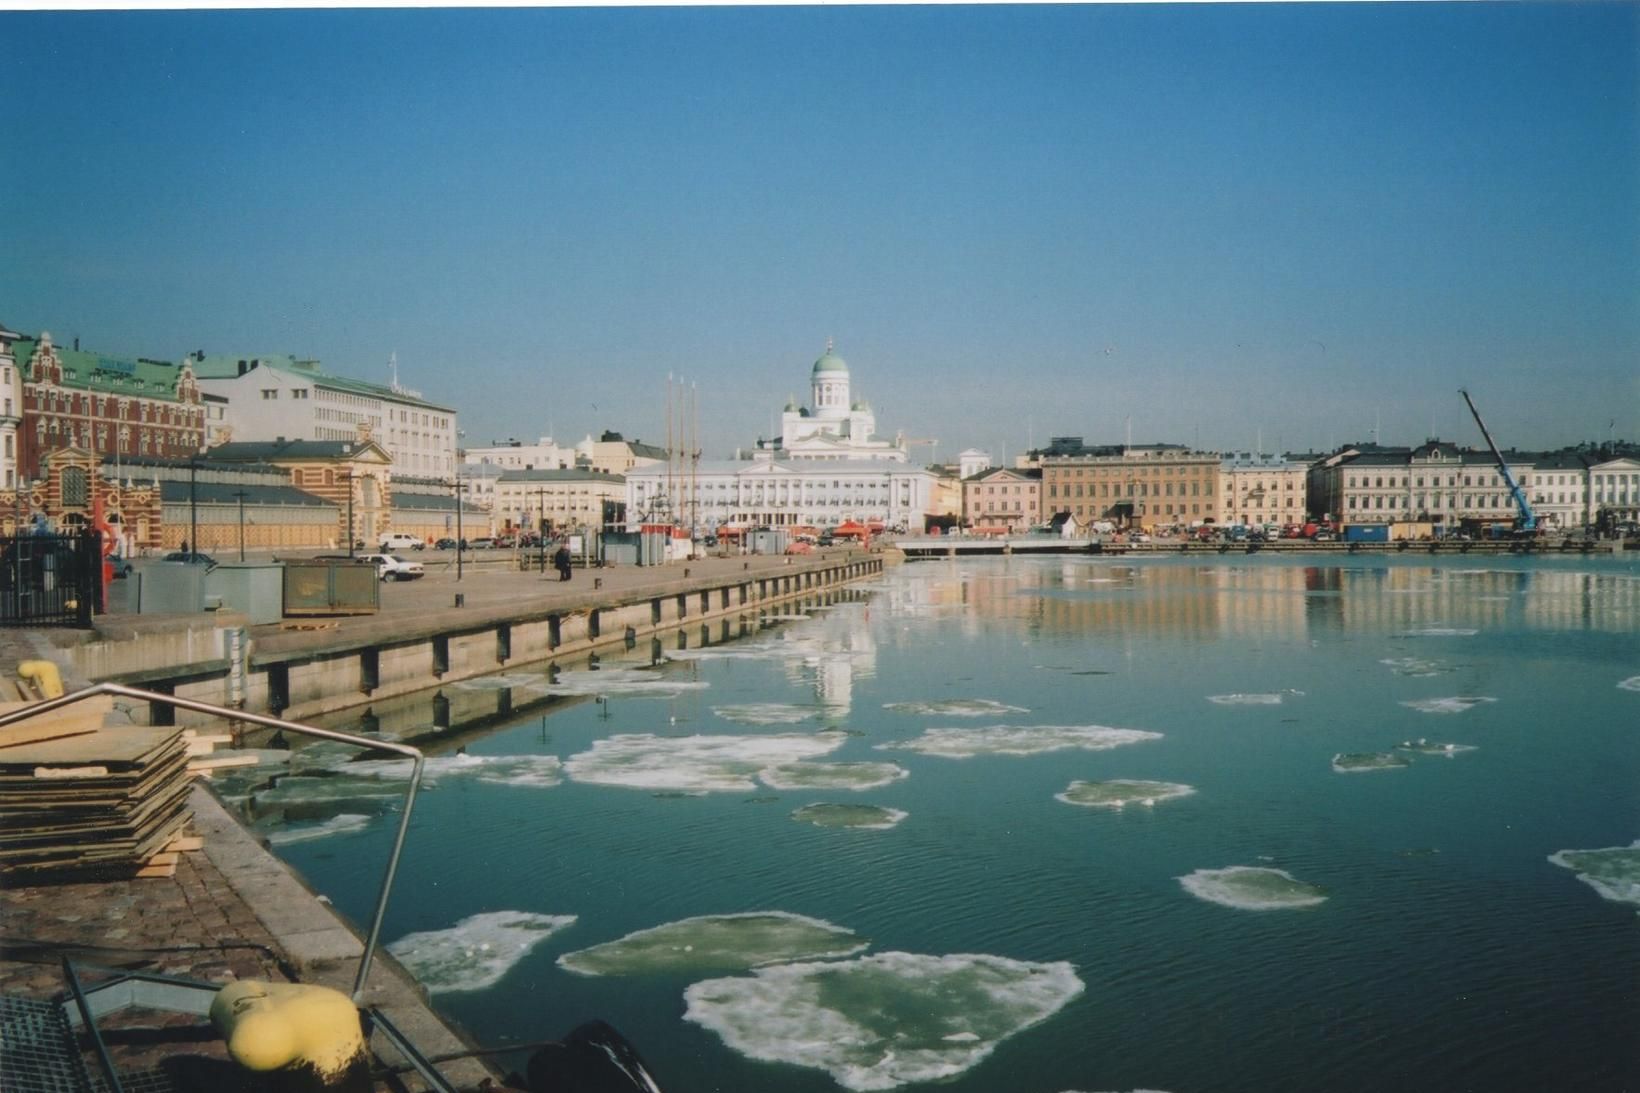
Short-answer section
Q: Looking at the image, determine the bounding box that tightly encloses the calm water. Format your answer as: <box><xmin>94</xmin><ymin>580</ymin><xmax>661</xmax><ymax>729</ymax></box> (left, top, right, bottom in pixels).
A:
<box><xmin>234</xmin><ymin>554</ymin><xmax>1640</xmax><ymax>1092</ymax></box>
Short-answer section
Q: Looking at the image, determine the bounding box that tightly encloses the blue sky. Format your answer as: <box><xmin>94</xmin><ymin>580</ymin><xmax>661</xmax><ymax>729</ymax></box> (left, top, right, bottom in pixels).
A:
<box><xmin>3</xmin><ymin>4</ymin><xmax>1635</xmax><ymax>460</ymax></box>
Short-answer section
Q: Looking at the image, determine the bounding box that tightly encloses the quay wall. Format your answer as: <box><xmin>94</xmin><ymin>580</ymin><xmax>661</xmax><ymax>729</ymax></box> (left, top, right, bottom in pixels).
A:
<box><xmin>60</xmin><ymin>554</ymin><xmax>885</xmax><ymax>726</ymax></box>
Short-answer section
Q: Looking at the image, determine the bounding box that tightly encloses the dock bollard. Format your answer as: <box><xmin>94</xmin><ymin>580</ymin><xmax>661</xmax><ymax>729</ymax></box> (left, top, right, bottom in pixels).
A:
<box><xmin>454</xmin><ymin>593</ymin><xmax>464</xmax><ymax>608</ymax></box>
<box><xmin>594</xmin><ymin>577</ymin><xmax>603</xmax><ymax>590</ymax></box>
<box><xmin>684</xmin><ymin>568</ymin><xmax>691</xmax><ymax>578</ymax></box>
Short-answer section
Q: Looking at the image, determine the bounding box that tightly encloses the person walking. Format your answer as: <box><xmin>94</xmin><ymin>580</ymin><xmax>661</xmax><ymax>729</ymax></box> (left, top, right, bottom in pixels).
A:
<box><xmin>553</xmin><ymin>543</ymin><xmax>572</xmax><ymax>582</ymax></box>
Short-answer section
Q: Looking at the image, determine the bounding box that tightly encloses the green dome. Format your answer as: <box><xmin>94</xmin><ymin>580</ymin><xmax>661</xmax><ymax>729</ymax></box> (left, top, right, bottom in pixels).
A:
<box><xmin>851</xmin><ymin>399</ymin><xmax>871</xmax><ymax>412</ymax></box>
<box><xmin>812</xmin><ymin>349</ymin><xmax>849</xmax><ymax>376</ymax></box>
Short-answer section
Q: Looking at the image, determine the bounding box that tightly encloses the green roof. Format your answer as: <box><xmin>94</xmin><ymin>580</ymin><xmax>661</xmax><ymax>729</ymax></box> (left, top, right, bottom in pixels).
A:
<box><xmin>14</xmin><ymin>337</ymin><xmax>191</xmax><ymax>401</ymax></box>
<box><xmin>191</xmin><ymin>353</ymin><xmax>454</xmax><ymax>413</ymax></box>
<box><xmin>812</xmin><ymin>349</ymin><xmax>849</xmax><ymax>375</ymax></box>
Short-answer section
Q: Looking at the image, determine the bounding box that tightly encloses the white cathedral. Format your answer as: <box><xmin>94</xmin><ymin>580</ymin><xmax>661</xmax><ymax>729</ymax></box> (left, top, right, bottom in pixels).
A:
<box><xmin>755</xmin><ymin>342</ymin><xmax>908</xmax><ymax>462</ymax></box>
<box><xmin>625</xmin><ymin>343</ymin><xmax>934</xmax><ymax>531</ymax></box>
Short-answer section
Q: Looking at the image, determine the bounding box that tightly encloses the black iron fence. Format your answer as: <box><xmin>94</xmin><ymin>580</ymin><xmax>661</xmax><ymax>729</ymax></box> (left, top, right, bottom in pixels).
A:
<box><xmin>0</xmin><ymin>532</ymin><xmax>103</xmax><ymax>628</ymax></box>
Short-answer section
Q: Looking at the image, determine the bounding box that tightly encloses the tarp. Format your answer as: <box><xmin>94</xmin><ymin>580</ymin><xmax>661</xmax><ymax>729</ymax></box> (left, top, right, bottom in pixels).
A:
<box><xmin>833</xmin><ymin>521</ymin><xmax>870</xmax><ymax>538</ymax></box>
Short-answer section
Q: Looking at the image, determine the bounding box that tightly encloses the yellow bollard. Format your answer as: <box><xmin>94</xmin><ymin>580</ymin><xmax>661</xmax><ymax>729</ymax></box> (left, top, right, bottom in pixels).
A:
<box><xmin>17</xmin><ymin>660</ymin><xmax>63</xmax><ymax>699</ymax></box>
<box><xmin>209</xmin><ymin>981</ymin><xmax>367</xmax><ymax>1090</ymax></box>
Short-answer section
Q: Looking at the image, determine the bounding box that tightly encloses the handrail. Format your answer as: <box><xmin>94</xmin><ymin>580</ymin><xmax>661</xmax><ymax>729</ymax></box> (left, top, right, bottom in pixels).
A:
<box><xmin>0</xmin><ymin>682</ymin><xmax>425</xmax><ymax>1002</ymax></box>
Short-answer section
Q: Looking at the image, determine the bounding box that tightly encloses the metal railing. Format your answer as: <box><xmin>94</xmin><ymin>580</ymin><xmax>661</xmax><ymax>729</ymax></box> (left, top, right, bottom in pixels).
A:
<box><xmin>0</xmin><ymin>682</ymin><xmax>425</xmax><ymax>1002</ymax></box>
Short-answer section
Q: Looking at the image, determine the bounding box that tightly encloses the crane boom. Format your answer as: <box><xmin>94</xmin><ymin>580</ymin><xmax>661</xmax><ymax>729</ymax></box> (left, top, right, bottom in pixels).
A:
<box><xmin>1459</xmin><ymin>389</ymin><xmax>1535</xmax><ymax>531</ymax></box>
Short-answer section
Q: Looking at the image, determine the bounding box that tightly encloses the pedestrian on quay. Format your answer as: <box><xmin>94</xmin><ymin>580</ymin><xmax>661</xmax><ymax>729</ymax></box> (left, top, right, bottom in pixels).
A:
<box><xmin>554</xmin><ymin>543</ymin><xmax>572</xmax><ymax>582</ymax></box>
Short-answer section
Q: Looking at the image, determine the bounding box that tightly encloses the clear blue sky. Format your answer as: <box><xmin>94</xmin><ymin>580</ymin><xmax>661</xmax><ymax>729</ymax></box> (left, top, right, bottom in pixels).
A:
<box><xmin>3</xmin><ymin>4</ymin><xmax>1635</xmax><ymax>460</ymax></box>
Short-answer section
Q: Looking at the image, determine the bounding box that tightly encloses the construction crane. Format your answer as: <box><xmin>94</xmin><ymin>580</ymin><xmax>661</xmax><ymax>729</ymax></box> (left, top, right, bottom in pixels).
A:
<box><xmin>901</xmin><ymin>437</ymin><xmax>938</xmax><ymax>465</ymax></box>
<box><xmin>1459</xmin><ymin>389</ymin><xmax>1536</xmax><ymax>533</ymax></box>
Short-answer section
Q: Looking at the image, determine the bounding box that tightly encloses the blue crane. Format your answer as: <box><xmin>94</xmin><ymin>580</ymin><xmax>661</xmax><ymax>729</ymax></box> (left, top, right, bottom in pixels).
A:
<box><xmin>1459</xmin><ymin>389</ymin><xmax>1536</xmax><ymax>532</ymax></box>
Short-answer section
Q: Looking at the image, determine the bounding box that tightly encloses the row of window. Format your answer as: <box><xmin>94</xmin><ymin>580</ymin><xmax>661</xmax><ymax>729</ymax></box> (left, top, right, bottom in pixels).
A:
<box><xmin>1050</xmin><ymin>481</ymin><xmax>1205</xmax><ymax>498</ymax></box>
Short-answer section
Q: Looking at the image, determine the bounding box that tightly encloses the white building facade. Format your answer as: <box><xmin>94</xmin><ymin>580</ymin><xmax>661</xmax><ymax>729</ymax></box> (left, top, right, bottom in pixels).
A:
<box><xmin>0</xmin><ymin>324</ymin><xmax>21</xmax><ymax>489</ymax></box>
<box><xmin>625</xmin><ymin>459</ymin><xmax>935</xmax><ymax>532</ymax></box>
<box><xmin>754</xmin><ymin>345</ymin><xmax>908</xmax><ymax>462</ymax></box>
<box><xmin>1220</xmin><ymin>453</ymin><xmax>1309</xmax><ymax>528</ymax></box>
<box><xmin>193</xmin><ymin>354</ymin><xmax>458</xmax><ymax>480</ymax></box>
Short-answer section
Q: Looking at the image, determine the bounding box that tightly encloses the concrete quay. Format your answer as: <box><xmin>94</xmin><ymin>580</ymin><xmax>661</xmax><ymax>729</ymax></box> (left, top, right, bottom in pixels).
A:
<box><xmin>42</xmin><ymin>546</ymin><xmax>890</xmax><ymax>729</ymax></box>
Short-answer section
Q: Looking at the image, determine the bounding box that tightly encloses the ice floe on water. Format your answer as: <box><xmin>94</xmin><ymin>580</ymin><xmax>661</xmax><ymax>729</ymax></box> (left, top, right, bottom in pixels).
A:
<box><xmin>1178</xmin><ymin>866</ymin><xmax>1328</xmax><ymax>910</ymax></box>
<box><xmin>1055</xmin><ymin>780</ymin><xmax>1196</xmax><ymax>809</ymax></box>
<box><xmin>791</xmin><ymin>803</ymin><xmax>909</xmax><ymax>830</ymax></box>
<box><xmin>386</xmin><ymin>911</ymin><xmax>577</xmax><ymax>993</ymax></box>
<box><xmin>1547</xmin><ymin>840</ymin><xmax>1640</xmax><ymax>908</ymax></box>
<box><xmin>1394</xmin><ymin>738</ymin><xmax>1477</xmax><ymax>757</ymax></box>
<box><xmin>713</xmin><ymin>703</ymin><xmax>818</xmax><ymax>725</ymax></box>
<box><xmin>264</xmin><ymin>813</ymin><xmax>374</xmax><ymax>845</ymax></box>
<box><xmin>1400</xmin><ymin>696</ymin><xmax>1496</xmax><ymax>715</ymax></box>
<box><xmin>537</xmin><ymin>668</ymin><xmax>708</xmax><ymax>697</ymax></box>
<box><xmin>683</xmin><ymin>951</ymin><xmax>1084</xmax><ymax>1092</ymax></box>
<box><xmin>339</xmin><ymin>752</ymin><xmax>565</xmax><ymax>788</ymax></box>
<box><xmin>882</xmin><ymin>699</ymin><xmax>1029</xmax><ymax>717</ymax></box>
<box><xmin>564</xmin><ymin>732</ymin><xmax>847</xmax><ymax>792</ymax></box>
<box><xmin>758</xmin><ymin>761</ymin><xmax>909</xmax><ymax>791</ymax></box>
<box><xmin>448</xmin><ymin>672</ymin><xmax>549</xmax><ymax>692</ymax></box>
<box><xmin>879</xmin><ymin>724</ymin><xmax>1162</xmax><ymax>759</ymax></box>
<box><xmin>1402</xmin><ymin>627</ymin><xmax>1479</xmax><ymax>637</ymax></box>
<box><xmin>557</xmin><ymin>912</ymin><xmax>867</xmax><ymax>977</ymax></box>
<box><xmin>1619</xmin><ymin>676</ymin><xmax>1640</xmax><ymax>693</ymax></box>
<box><xmin>1332</xmin><ymin>752</ymin><xmax>1411</xmax><ymax>773</ymax></box>
<box><xmin>1206</xmin><ymin>693</ymin><xmax>1285</xmax><ymax>706</ymax></box>
<box><xmin>1380</xmin><ymin>656</ymin><xmax>1454</xmax><ymax>677</ymax></box>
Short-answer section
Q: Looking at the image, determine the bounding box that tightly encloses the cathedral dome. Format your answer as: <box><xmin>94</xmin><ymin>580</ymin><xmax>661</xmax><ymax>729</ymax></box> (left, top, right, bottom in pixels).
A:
<box><xmin>812</xmin><ymin>348</ymin><xmax>849</xmax><ymax>377</ymax></box>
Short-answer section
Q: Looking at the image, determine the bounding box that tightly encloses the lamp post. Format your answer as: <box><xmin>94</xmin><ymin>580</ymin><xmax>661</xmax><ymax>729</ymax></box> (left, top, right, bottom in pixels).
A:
<box><xmin>233</xmin><ymin>489</ymin><xmax>247</xmax><ymax>562</ymax></box>
<box><xmin>188</xmin><ymin>459</ymin><xmax>198</xmax><ymax>556</ymax></box>
<box><xmin>345</xmin><ymin>471</ymin><xmax>356</xmax><ymax>558</ymax></box>
<box><xmin>454</xmin><ymin>431</ymin><xmax>465</xmax><ymax>582</ymax></box>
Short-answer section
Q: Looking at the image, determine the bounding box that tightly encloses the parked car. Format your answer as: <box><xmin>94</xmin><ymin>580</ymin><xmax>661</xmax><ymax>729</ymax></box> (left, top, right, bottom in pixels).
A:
<box><xmin>163</xmin><ymin>550</ymin><xmax>217</xmax><ymax>568</ymax></box>
<box><xmin>355</xmin><ymin>553</ymin><xmax>425</xmax><ymax>581</ymax></box>
<box><xmin>433</xmin><ymin>538</ymin><xmax>457</xmax><ymax>550</ymax></box>
<box><xmin>468</xmin><ymin>537</ymin><xmax>496</xmax><ymax>550</ymax></box>
<box><xmin>378</xmin><ymin>533</ymin><xmax>425</xmax><ymax>552</ymax></box>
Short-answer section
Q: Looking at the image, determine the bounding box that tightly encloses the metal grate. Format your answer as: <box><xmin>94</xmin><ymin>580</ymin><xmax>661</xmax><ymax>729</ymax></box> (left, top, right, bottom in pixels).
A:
<box><xmin>0</xmin><ymin>993</ymin><xmax>94</xmax><ymax>1093</ymax></box>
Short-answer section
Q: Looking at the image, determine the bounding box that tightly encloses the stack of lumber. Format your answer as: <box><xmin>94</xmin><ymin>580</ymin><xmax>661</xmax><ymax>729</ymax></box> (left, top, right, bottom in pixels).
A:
<box><xmin>0</xmin><ymin>702</ymin><xmax>196</xmax><ymax>879</ymax></box>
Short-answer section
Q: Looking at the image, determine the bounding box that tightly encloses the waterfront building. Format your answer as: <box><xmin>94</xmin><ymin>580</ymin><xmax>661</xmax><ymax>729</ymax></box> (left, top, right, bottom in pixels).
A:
<box><xmin>206</xmin><ymin>433</ymin><xmax>393</xmax><ymax>549</ymax></box>
<box><xmin>625</xmin><ymin>458</ymin><xmax>935</xmax><ymax>532</ymax></box>
<box><xmin>751</xmin><ymin>344</ymin><xmax>909</xmax><ymax>463</ymax></box>
<box><xmin>1040</xmin><ymin>442</ymin><xmax>1221</xmax><ymax>530</ymax></box>
<box><xmin>192</xmin><ymin>353</ymin><xmax>457</xmax><ymax>480</ymax></box>
<box><xmin>574</xmin><ymin>431</ymin><xmax>667</xmax><ymax>475</ymax></box>
<box><xmin>107</xmin><ymin>456</ymin><xmax>333</xmax><ymax>554</ymax></box>
<box><xmin>1588</xmin><ymin>452</ymin><xmax>1640</xmax><ymax>528</ymax></box>
<box><xmin>962</xmin><ymin>467</ymin><xmax>1042</xmax><ymax>533</ymax></box>
<box><xmin>957</xmin><ymin>449</ymin><xmax>992</xmax><ymax>480</ymax></box>
<box><xmin>464</xmin><ymin>436</ymin><xmax>578</xmax><ymax>472</ymax></box>
<box><xmin>0</xmin><ymin>324</ymin><xmax>23</xmax><ymax>489</ymax></box>
<box><xmin>1313</xmin><ymin>440</ymin><xmax>1549</xmax><ymax>529</ymax></box>
<box><xmin>492</xmin><ymin>468</ymin><xmax>626</xmax><ymax>536</ymax></box>
<box><xmin>1219</xmin><ymin>453</ymin><xmax>1309</xmax><ymax>528</ymax></box>
<box><xmin>13</xmin><ymin>331</ymin><xmax>205</xmax><ymax>481</ymax></box>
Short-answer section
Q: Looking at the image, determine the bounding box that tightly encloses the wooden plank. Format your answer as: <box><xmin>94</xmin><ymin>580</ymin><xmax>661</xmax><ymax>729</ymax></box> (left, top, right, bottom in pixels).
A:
<box><xmin>165</xmin><ymin>834</ymin><xmax>204</xmax><ymax>852</ymax></box>
<box><xmin>186</xmin><ymin>754</ymin><xmax>260</xmax><ymax>773</ymax></box>
<box><xmin>0</xmin><ymin>697</ymin><xmax>113</xmax><ymax>750</ymax></box>
<box><xmin>0</xmin><ymin>725</ymin><xmax>182</xmax><ymax>770</ymax></box>
<box><xmin>134</xmin><ymin>860</ymin><xmax>178</xmax><ymax>879</ymax></box>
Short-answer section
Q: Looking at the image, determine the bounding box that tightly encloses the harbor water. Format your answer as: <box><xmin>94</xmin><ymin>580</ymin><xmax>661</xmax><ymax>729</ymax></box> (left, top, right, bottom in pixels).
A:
<box><xmin>225</xmin><ymin>554</ymin><xmax>1640</xmax><ymax>1092</ymax></box>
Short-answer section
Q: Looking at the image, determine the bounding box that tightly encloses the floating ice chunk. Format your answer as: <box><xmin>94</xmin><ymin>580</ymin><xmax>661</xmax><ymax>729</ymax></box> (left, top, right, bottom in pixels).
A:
<box><xmin>1548</xmin><ymin>840</ymin><xmax>1640</xmax><ymax>907</ymax></box>
<box><xmin>1178</xmin><ymin>866</ymin><xmax>1328</xmax><ymax>910</ymax></box>
<box><xmin>1394</xmin><ymin>739</ymin><xmax>1477</xmax><ymax>757</ymax></box>
<box><xmin>759</xmin><ymin>762</ymin><xmax>909</xmax><ymax>791</ymax></box>
<box><xmin>683</xmin><ymin>951</ymin><xmax>1084</xmax><ymax>1092</ymax></box>
<box><xmin>449</xmin><ymin>672</ymin><xmax>550</xmax><ymax>692</ymax></box>
<box><xmin>1207</xmin><ymin>693</ymin><xmax>1283</xmax><ymax>706</ymax></box>
<box><xmin>1331</xmin><ymin>752</ymin><xmax>1411</xmax><ymax>773</ymax></box>
<box><xmin>264</xmin><ymin>813</ymin><xmax>373</xmax><ymax>846</ymax></box>
<box><xmin>1618</xmin><ymin>676</ymin><xmax>1640</xmax><ymax>693</ymax></box>
<box><xmin>713</xmin><ymin>703</ymin><xmax>818</xmax><ymax>725</ymax></box>
<box><xmin>558</xmin><ymin>911</ymin><xmax>867</xmax><ymax>977</ymax></box>
<box><xmin>387</xmin><ymin>911</ymin><xmax>577</xmax><ymax>993</ymax></box>
<box><xmin>882</xmin><ymin>699</ymin><xmax>1030</xmax><ymax>717</ymax></box>
<box><xmin>1056</xmin><ymin>780</ymin><xmax>1196</xmax><ymax>809</ymax></box>
<box><xmin>538</xmin><ymin>668</ymin><xmax>709</xmax><ymax>697</ymax></box>
<box><xmin>879</xmin><ymin>724</ymin><xmax>1161</xmax><ymax>759</ymax></box>
<box><xmin>1380</xmin><ymin>657</ymin><xmax>1453</xmax><ymax>677</ymax></box>
<box><xmin>565</xmin><ymin>732</ymin><xmax>848</xmax><ymax>792</ymax></box>
<box><xmin>1402</xmin><ymin>627</ymin><xmax>1479</xmax><ymax>637</ymax></box>
<box><xmin>339</xmin><ymin>752</ymin><xmax>565</xmax><ymax>788</ymax></box>
<box><xmin>1400</xmin><ymin>696</ymin><xmax>1496</xmax><ymax>715</ymax></box>
<box><xmin>791</xmin><ymin>804</ymin><xmax>908</xmax><ymax>830</ymax></box>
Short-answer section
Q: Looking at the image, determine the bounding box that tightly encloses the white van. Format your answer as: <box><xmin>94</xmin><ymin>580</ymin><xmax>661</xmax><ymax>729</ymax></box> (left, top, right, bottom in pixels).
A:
<box><xmin>378</xmin><ymin>532</ymin><xmax>424</xmax><ymax>552</ymax></box>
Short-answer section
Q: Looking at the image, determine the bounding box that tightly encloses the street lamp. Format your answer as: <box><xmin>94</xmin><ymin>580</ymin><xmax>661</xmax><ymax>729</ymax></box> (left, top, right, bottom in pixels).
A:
<box><xmin>234</xmin><ymin>489</ymin><xmax>247</xmax><ymax>562</ymax></box>
<box><xmin>345</xmin><ymin>470</ymin><xmax>356</xmax><ymax>558</ymax></box>
<box><xmin>454</xmin><ymin>431</ymin><xmax>465</xmax><ymax>582</ymax></box>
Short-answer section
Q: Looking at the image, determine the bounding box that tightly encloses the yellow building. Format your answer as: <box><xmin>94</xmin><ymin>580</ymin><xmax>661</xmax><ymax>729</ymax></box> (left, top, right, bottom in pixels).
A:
<box><xmin>1041</xmin><ymin>444</ymin><xmax>1220</xmax><ymax>530</ymax></box>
